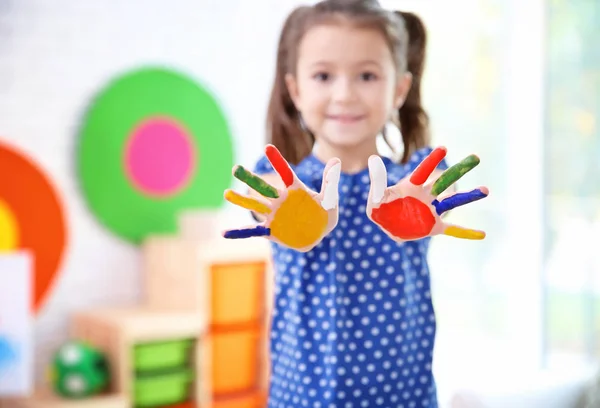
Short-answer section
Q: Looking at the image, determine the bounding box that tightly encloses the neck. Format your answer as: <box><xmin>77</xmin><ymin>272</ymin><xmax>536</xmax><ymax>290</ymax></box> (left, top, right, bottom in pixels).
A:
<box><xmin>313</xmin><ymin>138</ymin><xmax>379</xmax><ymax>174</ymax></box>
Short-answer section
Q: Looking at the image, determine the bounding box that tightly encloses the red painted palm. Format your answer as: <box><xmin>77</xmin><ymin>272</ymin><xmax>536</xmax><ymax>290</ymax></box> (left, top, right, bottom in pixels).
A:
<box><xmin>367</xmin><ymin>147</ymin><xmax>489</xmax><ymax>242</ymax></box>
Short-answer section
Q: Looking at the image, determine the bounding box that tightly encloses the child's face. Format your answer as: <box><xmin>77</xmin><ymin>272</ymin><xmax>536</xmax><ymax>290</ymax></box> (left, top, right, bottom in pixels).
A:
<box><xmin>286</xmin><ymin>22</ymin><xmax>410</xmax><ymax>152</ymax></box>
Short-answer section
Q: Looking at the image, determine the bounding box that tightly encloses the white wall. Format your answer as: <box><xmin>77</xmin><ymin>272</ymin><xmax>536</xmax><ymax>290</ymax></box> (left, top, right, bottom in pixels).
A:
<box><xmin>0</xmin><ymin>0</ymin><xmax>308</xmax><ymax>383</ymax></box>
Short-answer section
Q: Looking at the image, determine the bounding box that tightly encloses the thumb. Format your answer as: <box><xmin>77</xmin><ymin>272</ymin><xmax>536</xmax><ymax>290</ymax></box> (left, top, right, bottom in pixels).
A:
<box><xmin>320</xmin><ymin>159</ymin><xmax>341</xmax><ymax>210</ymax></box>
<box><xmin>368</xmin><ymin>155</ymin><xmax>387</xmax><ymax>206</ymax></box>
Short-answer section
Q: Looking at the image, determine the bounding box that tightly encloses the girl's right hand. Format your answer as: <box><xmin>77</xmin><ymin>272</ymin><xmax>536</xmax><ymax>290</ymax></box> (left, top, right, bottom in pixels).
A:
<box><xmin>222</xmin><ymin>144</ymin><xmax>341</xmax><ymax>252</ymax></box>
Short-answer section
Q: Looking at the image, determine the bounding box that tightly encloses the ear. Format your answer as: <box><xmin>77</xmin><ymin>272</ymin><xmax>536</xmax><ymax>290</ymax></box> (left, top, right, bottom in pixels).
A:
<box><xmin>394</xmin><ymin>72</ymin><xmax>413</xmax><ymax>109</ymax></box>
<box><xmin>285</xmin><ymin>73</ymin><xmax>300</xmax><ymax>109</ymax></box>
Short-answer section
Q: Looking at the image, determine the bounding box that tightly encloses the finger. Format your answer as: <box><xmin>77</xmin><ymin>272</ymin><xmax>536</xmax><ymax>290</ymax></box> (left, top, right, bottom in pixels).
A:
<box><xmin>223</xmin><ymin>226</ymin><xmax>271</xmax><ymax>239</ymax></box>
<box><xmin>431</xmin><ymin>154</ymin><xmax>480</xmax><ymax>196</ymax></box>
<box><xmin>224</xmin><ymin>190</ymin><xmax>272</xmax><ymax>215</ymax></box>
<box><xmin>368</xmin><ymin>155</ymin><xmax>387</xmax><ymax>205</ymax></box>
<box><xmin>320</xmin><ymin>159</ymin><xmax>341</xmax><ymax>210</ymax></box>
<box><xmin>266</xmin><ymin>144</ymin><xmax>294</xmax><ymax>188</ymax></box>
<box><xmin>443</xmin><ymin>225</ymin><xmax>486</xmax><ymax>240</ymax></box>
<box><xmin>233</xmin><ymin>165</ymin><xmax>279</xmax><ymax>199</ymax></box>
<box><xmin>432</xmin><ymin>187</ymin><xmax>488</xmax><ymax>216</ymax></box>
<box><xmin>410</xmin><ymin>146</ymin><xmax>447</xmax><ymax>186</ymax></box>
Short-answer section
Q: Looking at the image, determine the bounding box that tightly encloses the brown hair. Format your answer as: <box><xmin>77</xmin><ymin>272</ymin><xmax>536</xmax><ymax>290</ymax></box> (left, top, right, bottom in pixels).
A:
<box><xmin>266</xmin><ymin>0</ymin><xmax>430</xmax><ymax>165</ymax></box>
<box><xmin>395</xmin><ymin>11</ymin><xmax>430</xmax><ymax>162</ymax></box>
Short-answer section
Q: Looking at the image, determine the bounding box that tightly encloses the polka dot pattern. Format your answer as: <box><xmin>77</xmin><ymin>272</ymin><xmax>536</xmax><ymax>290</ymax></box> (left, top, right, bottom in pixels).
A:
<box><xmin>253</xmin><ymin>147</ymin><xmax>448</xmax><ymax>408</ymax></box>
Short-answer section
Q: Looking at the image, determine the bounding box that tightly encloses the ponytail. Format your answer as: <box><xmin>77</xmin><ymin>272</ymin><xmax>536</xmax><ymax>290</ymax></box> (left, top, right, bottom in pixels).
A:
<box><xmin>265</xmin><ymin>6</ymin><xmax>314</xmax><ymax>165</ymax></box>
<box><xmin>395</xmin><ymin>11</ymin><xmax>430</xmax><ymax>163</ymax></box>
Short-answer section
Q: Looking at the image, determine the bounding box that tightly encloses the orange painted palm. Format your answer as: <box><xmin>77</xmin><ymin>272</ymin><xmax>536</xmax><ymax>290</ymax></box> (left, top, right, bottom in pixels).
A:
<box><xmin>223</xmin><ymin>145</ymin><xmax>341</xmax><ymax>252</ymax></box>
<box><xmin>367</xmin><ymin>147</ymin><xmax>489</xmax><ymax>242</ymax></box>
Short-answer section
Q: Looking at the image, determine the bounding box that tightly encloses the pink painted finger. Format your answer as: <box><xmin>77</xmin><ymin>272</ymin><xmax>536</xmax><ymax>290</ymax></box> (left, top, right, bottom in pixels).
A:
<box><xmin>368</xmin><ymin>155</ymin><xmax>387</xmax><ymax>204</ymax></box>
<box><xmin>265</xmin><ymin>144</ymin><xmax>294</xmax><ymax>188</ymax></box>
<box><xmin>410</xmin><ymin>146</ymin><xmax>447</xmax><ymax>186</ymax></box>
<box><xmin>320</xmin><ymin>160</ymin><xmax>341</xmax><ymax>210</ymax></box>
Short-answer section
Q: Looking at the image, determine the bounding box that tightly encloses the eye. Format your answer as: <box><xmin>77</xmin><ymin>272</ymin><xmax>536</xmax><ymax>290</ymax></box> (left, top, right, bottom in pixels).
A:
<box><xmin>313</xmin><ymin>72</ymin><xmax>330</xmax><ymax>82</ymax></box>
<box><xmin>360</xmin><ymin>72</ymin><xmax>378</xmax><ymax>81</ymax></box>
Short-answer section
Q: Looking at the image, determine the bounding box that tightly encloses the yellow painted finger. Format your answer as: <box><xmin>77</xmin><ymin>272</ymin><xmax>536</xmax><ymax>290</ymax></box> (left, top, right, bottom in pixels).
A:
<box><xmin>443</xmin><ymin>225</ymin><xmax>486</xmax><ymax>240</ymax></box>
<box><xmin>224</xmin><ymin>190</ymin><xmax>271</xmax><ymax>215</ymax></box>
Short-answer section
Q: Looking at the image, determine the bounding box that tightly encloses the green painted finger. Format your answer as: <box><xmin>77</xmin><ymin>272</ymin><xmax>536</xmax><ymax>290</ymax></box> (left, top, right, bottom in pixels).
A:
<box><xmin>431</xmin><ymin>155</ymin><xmax>480</xmax><ymax>196</ymax></box>
<box><xmin>233</xmin><ymin>166</ymin><xmax>279</xmax><ymax>198</ymax></box>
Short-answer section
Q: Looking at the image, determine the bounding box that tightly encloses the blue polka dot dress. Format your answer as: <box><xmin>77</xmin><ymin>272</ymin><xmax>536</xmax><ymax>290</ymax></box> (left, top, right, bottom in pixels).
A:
<box><xmin>253</xmin><ymin>146</ymin><xmax>449</xmax><ymax>408</ymax></box>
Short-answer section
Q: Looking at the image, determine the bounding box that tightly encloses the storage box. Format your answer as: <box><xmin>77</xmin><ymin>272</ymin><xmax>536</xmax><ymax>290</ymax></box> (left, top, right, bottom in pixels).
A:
<box><xmin>210</xmin><ymin>328</ymin><xmax>266</xmax><ymax>396</ymax></box>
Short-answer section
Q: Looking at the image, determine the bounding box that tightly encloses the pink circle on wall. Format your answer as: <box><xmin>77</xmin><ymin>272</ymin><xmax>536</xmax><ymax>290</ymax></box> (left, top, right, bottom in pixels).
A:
<box><xmin>125</xmin><ymin>117</ymin><xmax>197</xmax><ymax>197</ymax></box>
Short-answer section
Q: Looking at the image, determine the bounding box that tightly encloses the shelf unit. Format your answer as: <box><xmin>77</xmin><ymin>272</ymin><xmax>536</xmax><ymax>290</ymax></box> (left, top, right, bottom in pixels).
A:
<box><xmin>71</xmin><ymin>307</ymin><xmax>209</xmax><ymax>408</ymax></box>
<box><xmin>0</xmin><ymin>390</ymin><xmax>128</xmax><ymax>408</ymax></box>
<box><xmin>142</xmin><ymin>236</ymin><xmax>273</xmax><ymax>405</ymax></box>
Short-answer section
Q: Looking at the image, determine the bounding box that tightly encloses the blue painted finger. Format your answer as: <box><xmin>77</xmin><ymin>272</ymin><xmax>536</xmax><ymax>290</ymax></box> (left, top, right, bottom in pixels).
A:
<box><xmin>433</xmin><ymin>187</ymin><xmax>488</xmax><ymax>215</ymax></box>
<box><xmin>223</xmin><ymin>226</ymin><xmax>271</xmax><ymax>239</ymax></box>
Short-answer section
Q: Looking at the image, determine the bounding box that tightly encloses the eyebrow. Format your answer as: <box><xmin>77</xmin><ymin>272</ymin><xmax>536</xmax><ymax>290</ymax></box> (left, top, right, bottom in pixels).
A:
<box><xmin>356</xmin><ymin>60</ymin><xmax>383</xmax><ymax>67</ymax></box>
<box><xmin>308</xmin><ymin>60</ymin><xmax>383</xmax><ymax>68</ymax></box>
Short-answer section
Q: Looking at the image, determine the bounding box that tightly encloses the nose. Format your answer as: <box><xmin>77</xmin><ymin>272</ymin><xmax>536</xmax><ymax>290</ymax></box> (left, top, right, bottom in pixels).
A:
<box><xmin>332</xmin><ymin>77</ymin><xmax>357</xmax><ymax>103</ymax></box>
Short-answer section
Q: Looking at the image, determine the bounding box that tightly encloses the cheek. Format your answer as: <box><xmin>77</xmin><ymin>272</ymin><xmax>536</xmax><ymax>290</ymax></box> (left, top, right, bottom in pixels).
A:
<box><xmin>301</xmin><ymin>92</ymin><xmax>328</xmax><ymax>118</ymax></box>
<box><xmin>297</xmin><ymin>80</ymin><xmax>326</xmax><ymax>113</ymax></box>
<box><xmin>365</xmin><ymin>86</ymin><xmax>395</xmax><ymax>121</ymax></box>
<box><xmin>303</xmin><ymin>108</ymin><xmax>326</xmax><ymax>131</ymax></box>
<box><xmin>367</xmin><ymin>97</ymin><xmax>393</xmax><ymax>121</ymax></box>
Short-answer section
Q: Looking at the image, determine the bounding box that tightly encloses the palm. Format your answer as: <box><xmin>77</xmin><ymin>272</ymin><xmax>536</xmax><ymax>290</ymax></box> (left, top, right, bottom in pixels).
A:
<box><xmin>223</xmin><ymin>144</ymin><xmax>341</xmax><ymax>252</ymax></box>
<box><xmin>367</xmin><ymin>147</ymin><xmax>489</xmax><ymax>242</ymax></box>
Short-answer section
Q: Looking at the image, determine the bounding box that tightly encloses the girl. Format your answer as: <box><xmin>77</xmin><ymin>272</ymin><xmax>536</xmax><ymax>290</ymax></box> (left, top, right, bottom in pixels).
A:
<box><xmin>223</xmin><ymin>0</ymin><xmax>489</xmax><ymax>407</ymax></box>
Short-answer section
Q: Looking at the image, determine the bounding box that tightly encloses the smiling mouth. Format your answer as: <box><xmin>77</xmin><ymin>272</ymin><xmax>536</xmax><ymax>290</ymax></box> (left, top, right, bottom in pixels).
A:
<box><xmin>327</xmin><ymin>114</ymin><xmax>366</xmax><ymax>123</ymax></box>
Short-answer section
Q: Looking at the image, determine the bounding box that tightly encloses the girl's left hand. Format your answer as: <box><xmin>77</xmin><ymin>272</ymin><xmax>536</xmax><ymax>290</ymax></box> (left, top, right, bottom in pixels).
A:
<box><xmin>222</xmin><ymin>144</ymin><xmax>341</xmax><ymax>252</ymax></box>
<box><xmin>366</xmin><ymin>146</ymin><xmax>489</xmax><ymax>242</ymax></box>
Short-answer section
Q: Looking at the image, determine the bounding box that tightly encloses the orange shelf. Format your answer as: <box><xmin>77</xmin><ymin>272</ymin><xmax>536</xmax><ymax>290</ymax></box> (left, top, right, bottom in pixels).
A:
<box><xmin>211</xmin><ymin>261</ymin><xmax>266</xmax><ymax>327</ymax></box>
<box><xmin>163</xmin><ymin>402</ymin><xmax>194</xmax><ymax>408</ymax></box>
<box><xmin>210</xmin><ymin>328</ymin><xmax>267</xmax><ymax>396</ymax></box>
<box><xmin>210</xmin><ymin>390</ymin><xmax>267</xmax><ymax>408</ymax></box>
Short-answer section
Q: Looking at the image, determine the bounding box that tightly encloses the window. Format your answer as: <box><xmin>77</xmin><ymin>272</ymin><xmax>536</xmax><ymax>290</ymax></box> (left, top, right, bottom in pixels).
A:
<box><xmin>544</xmin><ymin>0</ymin><xmax>600</xmax><ymax>370</ymax></box>
<box><xmin>381</xmin><ymin>0</ymin><xmax>549</xmax><ymax>400</ymax></box>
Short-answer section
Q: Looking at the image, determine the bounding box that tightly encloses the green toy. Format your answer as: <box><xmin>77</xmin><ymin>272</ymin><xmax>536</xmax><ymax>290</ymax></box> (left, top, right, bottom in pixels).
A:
<box><xmin>49</xmin><ymin>341</ymin><xmax>109</xmax><ymax>398</ymax></box>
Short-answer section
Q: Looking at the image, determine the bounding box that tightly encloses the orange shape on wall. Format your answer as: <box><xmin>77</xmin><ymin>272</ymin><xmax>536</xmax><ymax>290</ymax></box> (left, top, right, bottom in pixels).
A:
<box><xmin>0</xmin><ymin>140</ymin><xmax>68</xmax><ymax>313</ymax></box>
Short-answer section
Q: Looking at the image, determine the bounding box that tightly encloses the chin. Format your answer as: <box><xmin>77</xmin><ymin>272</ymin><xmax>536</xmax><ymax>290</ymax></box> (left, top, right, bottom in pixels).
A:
<box><xmin>324</xmin><ymin>134</ymin><xmax>374</xmax><ymax>149</ymax></box>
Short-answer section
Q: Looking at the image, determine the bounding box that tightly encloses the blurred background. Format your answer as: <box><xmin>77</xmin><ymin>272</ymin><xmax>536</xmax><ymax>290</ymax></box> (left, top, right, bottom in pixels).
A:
<box><xmin>0</xmin><ymin>0</ymin><xmax>598</xmax><ymax>407</ymax></box>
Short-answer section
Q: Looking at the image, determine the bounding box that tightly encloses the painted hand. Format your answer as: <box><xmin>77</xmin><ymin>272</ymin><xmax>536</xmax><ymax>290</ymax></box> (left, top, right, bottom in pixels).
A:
<box><xmin>367</xmin><ymin>147</ymin><xmax>489</xmax><ymax>242</ymax></box>
<box><xmin>223</xmin><ymin>145</ymin><xmax>341</xmax><ymax>252</ymax></box>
